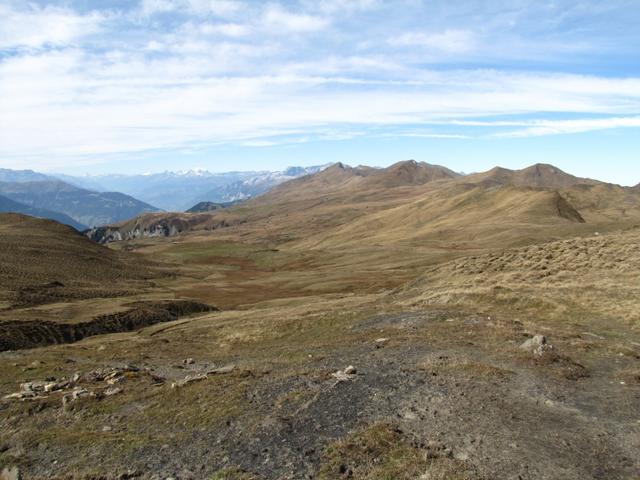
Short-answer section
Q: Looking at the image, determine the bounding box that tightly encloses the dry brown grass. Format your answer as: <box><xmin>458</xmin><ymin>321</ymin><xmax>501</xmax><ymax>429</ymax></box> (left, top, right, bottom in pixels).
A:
<box><xmin>0</xmin><ymin>214</ymin><xmax>160</xmax><ymax>310</ymax></box>
<box><xmin>317</xmin><ymin>423</ymin><xmax>474</xmax><ymax>480</ymax></box>
<box><xmin>399</xmin><ymin>228</ymin><xmax>640</xmax><ymax>327</ymax></box>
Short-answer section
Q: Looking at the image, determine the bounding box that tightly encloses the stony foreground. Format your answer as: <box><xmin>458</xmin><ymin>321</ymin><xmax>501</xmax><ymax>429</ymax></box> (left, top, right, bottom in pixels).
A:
<box><xmin>2</xmin><ymin>296</ymin><xmax>639</xmax><ymax>479</ymax></box>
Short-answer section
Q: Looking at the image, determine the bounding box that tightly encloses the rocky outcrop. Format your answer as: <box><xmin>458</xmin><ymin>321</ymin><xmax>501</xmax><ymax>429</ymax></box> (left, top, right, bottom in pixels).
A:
<box><xmin>85</xmin><ymin>222</ymin><xmax>185</xmax><ymax>243</ymax></box>
<box><xmin>84</xmin><ymin>212</ymin><xmax>244</xmax><ymax>243</ymax></box>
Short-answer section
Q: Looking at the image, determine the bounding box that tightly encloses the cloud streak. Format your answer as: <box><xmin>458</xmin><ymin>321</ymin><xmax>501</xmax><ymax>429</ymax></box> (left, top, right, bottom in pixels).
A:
<box><xmin>0</xmin><ymin>0</ymin><xmax>639</xmax><ymax>170</ymax></box>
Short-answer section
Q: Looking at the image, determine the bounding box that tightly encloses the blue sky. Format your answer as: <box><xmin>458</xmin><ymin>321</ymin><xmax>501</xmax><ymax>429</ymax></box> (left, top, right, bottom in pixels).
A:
<box><xmin>0</xmin><ymin>0</ymin><xmax>639</xmax><ymax>184</ymax></box>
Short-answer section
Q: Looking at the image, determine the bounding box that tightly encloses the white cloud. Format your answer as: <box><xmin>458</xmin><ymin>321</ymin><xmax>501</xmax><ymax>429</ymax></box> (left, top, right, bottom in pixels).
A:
<box><xmin>2</xmin><ymin>44</ymin><xmax>640</xmax><ymax>169</ymax></box>
<box><xmin>491</xmin><ymin>116</ymin><xmax>640</xmax><ymax>138</ymax></box>
<box><xmin>202</xmin><ymin>22</ymin><xmax>249</xmax><ymax>36</ymax></box>
<box><xmin>184</xmin><ymin>0</ymin><xmax>245</xmax><ymax>16</ymax></box>
<box><xmin>262</xmin><ymin>5</ymin><xmax>329</xmax><ymax>32</ymax></box>
<box><xmin>1</xmin><ymin>1</ymin><xmax>639</xmax><ymax>171</ymax></box>
<box><xmin>303</xmin><ymin>0</ymin><xmax>381</xmax><ymax>14</ymax></box>
<box><xmin>0</xmin><ymin>5</ymin><xmax>105</xmax><ymax>49</ymax></box>
<box><xmin>140</xmin><ymin>0</ymin><xmax>244</xmax><ymax>17</ymax></box>
<box><xmin>389</xmin><ymin>30</ymin><xmax>475</xmax><ymax>54</ymax></box>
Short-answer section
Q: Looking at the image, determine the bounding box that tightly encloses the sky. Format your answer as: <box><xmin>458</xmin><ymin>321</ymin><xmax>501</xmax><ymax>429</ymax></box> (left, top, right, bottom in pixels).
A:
<box><xmin>0</xmin><ymin>0</ymin><xmax>639</xmax><ymax>184</ymax></box>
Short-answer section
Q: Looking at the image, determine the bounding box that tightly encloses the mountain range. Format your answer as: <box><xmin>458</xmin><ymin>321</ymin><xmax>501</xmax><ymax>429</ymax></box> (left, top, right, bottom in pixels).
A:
<box><xmin>56</xmin><ymin>165</ymin><xmax>331</xmax><ymax>211</ymax></box>
<box><xmin>0</xmin><ymin>164</ymin><xmax>331</xmax><ymax>228</ymax></box>
<box><xmin>0</xmin><ymin>194</ymin><xmax>86</xmax><ymax>230</ymax></box>
<box><xmin>0</xmin><ymin>179</ymin><xmax>159</xmax><ymax>229</ymax></box>
<box><xmin>85</xmin><ymin>161</ymin><xmax>640</xmax><ymax>246</ymax></box>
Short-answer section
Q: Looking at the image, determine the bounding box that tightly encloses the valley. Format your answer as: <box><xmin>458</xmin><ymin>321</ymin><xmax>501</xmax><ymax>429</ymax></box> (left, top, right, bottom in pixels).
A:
<box><xmin>1</xmin><ymin>162</ymin><xmax>639</xmax><ymax>479</ymax></box>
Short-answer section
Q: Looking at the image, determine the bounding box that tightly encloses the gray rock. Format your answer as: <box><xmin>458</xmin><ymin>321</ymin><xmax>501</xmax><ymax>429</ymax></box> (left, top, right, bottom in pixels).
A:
<box><xmin>520</xmin><ymin>334</ymin><xmax>553</xmax><ymax>356</ymax></box>
<box><xmin>171</xmin><ymin>374</ymin><xmax>208</xmax><ymax>389</ymax></box>
<box><xmin>104</xmin><ymin>387</ymin><xmax>123</xmax><ymax>397</ymax></box>
<box><xmin>520</xmin><ymin>334</ymin><xmax>546</xmax><ymax>349</ymax></box>
<box><xmin>375</xmin><ymin>338</ymin><xmax>389</xmax><ymax>348</ymax></box>
<box><xmin>0</xmin><ymin>466</ymin><xmax>21</xmax><ymax>480</ymax></box>
<box><xmin>207</xmin><ymin>365</ymin><xmax>235</xmax><ymax>375</ymax></box>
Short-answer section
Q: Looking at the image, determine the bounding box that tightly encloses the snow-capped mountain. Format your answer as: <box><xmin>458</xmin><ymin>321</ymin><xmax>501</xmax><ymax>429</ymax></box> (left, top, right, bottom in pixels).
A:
<box><xmin>56</xmin><ymin>164</ymin><xmax>333</xmax><ymax>212</ymax></box>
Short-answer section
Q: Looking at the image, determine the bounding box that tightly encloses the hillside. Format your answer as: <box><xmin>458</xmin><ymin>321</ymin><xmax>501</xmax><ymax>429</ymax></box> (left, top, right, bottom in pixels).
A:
<box><xmin>0</xmin><ymin>213</ymin><xmax>158</xmax><ymax>309</ymax></box>
<box><xmin>185</xmin><ymin>201</ymin><xmax>228</xmax><ymax>213</ymax></box>
<box><xmin>0</xmin><ymin>194</ymin><xmax>87</xmax><ymax>230</ymax></box>
<box><xmin>3</xmin><ymin>194</ymin><xmax>640</xmax><ymax>479</ymax></box>
<box><xmin>462</xmin><ymin>163</ymin><xmax>598</xmax><ymax>188</ymax></box>
<box><xmin>0</xmin><ymin>168</ymin><xmax>53</xmax><ymax>183</ymax></box>
<box><xmin>397</xmin><ymin>227</ymin><xmax>640</xmax><ymax>324</ymax></box>
<box><xmin>0</xmin><ymin>180</ymin><xmax>159</xmax><ymax>227</ymax></box>
<box><xmin>83</xmin><ymin>161</ymin><xmax>456</xmax><ymax>243</ymax></box>
<box><xmin>85</xmin><ymin>162</ymin><xmax>640</xmax><ymax>248</ymax></box>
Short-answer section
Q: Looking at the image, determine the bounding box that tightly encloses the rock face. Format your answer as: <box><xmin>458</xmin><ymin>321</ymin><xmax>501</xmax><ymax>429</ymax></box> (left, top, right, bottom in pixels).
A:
<box><xmin>84</xmin><ymin>212</ymin><xmax>243</xmax><ymax>243</ymax></box>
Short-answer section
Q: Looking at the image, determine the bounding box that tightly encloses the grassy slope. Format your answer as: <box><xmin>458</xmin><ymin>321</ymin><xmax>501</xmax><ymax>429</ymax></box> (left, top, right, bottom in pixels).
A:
<box><xmin>0</xmin><ymin>214</ymin><xmax>160</xmax><ymax>311</ymax></box>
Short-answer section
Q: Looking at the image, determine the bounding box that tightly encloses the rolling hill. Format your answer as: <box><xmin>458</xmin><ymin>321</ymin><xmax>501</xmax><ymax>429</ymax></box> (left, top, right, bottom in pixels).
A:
<box><xmin>0</xmin><ymin>213</ymin><xmax>158</xmax><ymax>309</ymax></box>
<box><xmin>462</xmin><ymin>163</ymin><xmax>597</xmax><ymax>188</ymax></box>
<box><xmin>84</xmin><ymin>161</ymin><xmax>640</xmax><ymax>247</ymax></box>
<box><xmin>397</xmin><ymin>226</ymin><xmax>640</xmax><ymax>324</ymax></box>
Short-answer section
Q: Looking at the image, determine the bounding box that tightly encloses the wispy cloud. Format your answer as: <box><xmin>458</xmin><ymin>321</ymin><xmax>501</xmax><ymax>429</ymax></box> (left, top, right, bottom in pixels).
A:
<box><xmin>139</xmin><ymin>0</ymin><xmax>245</xmax><ymax>17</ymax></box>
<box><xmin>0</xmin><ymin>0</ymin><xmax>639</xmax><ymax>171</ymax></box>
<box><xmin>490</xmin><ymin>116</ymin><xmax>640</xmax><ymax>138</ymax></box>
<box><xmin>389</xmin><ymin>30</ymin><xmax>475</xmax><ymax>54</ymax></box>
<box><xmin>0</xmin><ymin>4</ymin><xmax>106</xmax><ymax>49</ymax></box>
<box><xmin>262</xmin><ymin>4</ymin><xmax>329</xmax><ymax>32</ymax></box>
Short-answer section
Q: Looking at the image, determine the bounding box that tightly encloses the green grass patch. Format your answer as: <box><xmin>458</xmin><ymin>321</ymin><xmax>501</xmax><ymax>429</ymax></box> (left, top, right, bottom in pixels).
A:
<box><xmin>164</xmin><ymin>240</ymin><xmax>286</xmax><ymax>269</ymax></box>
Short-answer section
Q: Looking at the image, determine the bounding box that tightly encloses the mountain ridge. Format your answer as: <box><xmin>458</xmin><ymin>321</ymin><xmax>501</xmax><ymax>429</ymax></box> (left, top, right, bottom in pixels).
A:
<box><xmin>0</xmin><ymin>180</ymin><xmax>160</xmax><ymax>227</ymax></box>
<box><xmin>0</xmin><ymin>194</ymin><xmax>87</xmax><ymax>230</ymax></box>
<box><xmin>84</xmin><ymin>161</ymin><xmax>621</xmax><ymax>245</ymax></box>
<box><xmin>54</xmin><ymin>164</ymin><xmax>333</xmax><ymax>211</ymax></box>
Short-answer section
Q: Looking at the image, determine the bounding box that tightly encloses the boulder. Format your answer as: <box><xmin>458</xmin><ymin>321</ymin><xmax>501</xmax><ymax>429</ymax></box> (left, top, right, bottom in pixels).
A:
<box><xmin>520</xmin><ymin>334</ymin><xmax>553</xmax><ymax>357</ymax></box>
